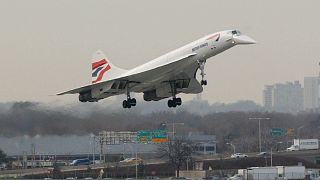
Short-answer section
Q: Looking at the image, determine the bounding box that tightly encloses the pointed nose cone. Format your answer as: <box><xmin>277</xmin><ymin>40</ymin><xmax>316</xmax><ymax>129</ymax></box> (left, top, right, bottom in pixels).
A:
<box><xmin>233</xmin><ymin>35</ymin><xmax>256</xmax><ymax>45</ymax></box>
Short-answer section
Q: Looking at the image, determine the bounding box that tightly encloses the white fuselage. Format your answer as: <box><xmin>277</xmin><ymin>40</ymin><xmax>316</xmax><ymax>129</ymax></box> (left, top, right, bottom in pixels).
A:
<box><xmin>91</xmin><ymin>30</ymin><xmax>256</xmax><ymax>101</ymax></box>
<box><xmin>59</xmin><ymin>29</ymin><xmax>256</xmax><ymax>104</ymax></box>
<box><xmin>122</xmin><ymin>30</ymin><xmax>234</xmax><ymax>80</ymax></box>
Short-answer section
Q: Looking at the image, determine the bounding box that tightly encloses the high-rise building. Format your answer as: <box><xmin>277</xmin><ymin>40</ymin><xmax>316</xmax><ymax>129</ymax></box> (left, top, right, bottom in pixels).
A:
<box><xmin>273</xmin><ymin>81</ymin><xmax>303</xmax><ymax>112</ymax></box>
<box><xmin>263</xmin><ymin>81</ymin><xmax>303</xmax><ymax>112</ymax></box>
<box><xmin>304</xmin><ymin>77</ymin><xmax>320</xmax><ymax>110</ymax></box>
<box><xmin>263</xmin><ymin>85</ymin><xmax>274</xmax><ymax>111</ymax></box>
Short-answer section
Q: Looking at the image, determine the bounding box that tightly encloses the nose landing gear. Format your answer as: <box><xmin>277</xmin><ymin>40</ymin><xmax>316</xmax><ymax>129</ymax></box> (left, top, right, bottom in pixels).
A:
<box><xmin>198</xmin><ymin>60</ymin><xmax>207</xmax><ymax>86</ymax></box>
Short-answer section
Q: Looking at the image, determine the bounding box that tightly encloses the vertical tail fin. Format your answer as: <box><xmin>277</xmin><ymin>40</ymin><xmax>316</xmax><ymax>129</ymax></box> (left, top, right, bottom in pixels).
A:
<box><xmin>91</xmin><ymin>50</ymin><xmax>127</xmax><ymax>84</ymax></box>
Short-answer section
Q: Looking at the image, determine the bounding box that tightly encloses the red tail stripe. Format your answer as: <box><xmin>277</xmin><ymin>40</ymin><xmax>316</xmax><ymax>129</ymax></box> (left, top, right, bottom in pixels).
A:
<box><xmin>92</xmin><ymin>64</ymin><xmax>111</xmax><ymax>84</ymax></box>
<box><xmin>92</xmin><ymin>59</ymin><xmax>107</xmax><ymax>70</ymax></box>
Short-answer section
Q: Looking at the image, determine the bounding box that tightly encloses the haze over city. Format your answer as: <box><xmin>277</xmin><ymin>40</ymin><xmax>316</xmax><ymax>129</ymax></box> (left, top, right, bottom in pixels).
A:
<box><xmin>1</xmin><ymin>0</ymin><xmax>320</xmax><ymax>104</ymax></box>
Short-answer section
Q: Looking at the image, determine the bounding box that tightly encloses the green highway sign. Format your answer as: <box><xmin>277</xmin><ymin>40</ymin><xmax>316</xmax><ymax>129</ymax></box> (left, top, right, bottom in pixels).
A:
<box><xmin>136</xmin><ymin>130</ymin><xmax>168</xmax><ymax>143</ymax></box>
<box><xmin>137</xmin><ymin>130</ymin><xmax>152</xmax><ymax>142</ymax></box>
<box><xmin>269</xmin><ymin>128</ymin><xmax>286</xmax><ymax>137</ymax></box>
<box><xmin>152</xmin><ymin>130</ymin><xmax>167</xmax><ymax>143</ymax></box>
<box><xmin>152</xmin><ymin>130</ymin><xmax>167</xmax><ymax>139</ymax></box>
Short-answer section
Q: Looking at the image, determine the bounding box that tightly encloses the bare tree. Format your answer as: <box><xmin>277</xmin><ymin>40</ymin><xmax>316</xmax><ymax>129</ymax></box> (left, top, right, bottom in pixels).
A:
<box><xmin>158</xmin><ymin>138</ymin><xmax>194</xmax><ymax>177</ymax></box>
<box><xmin>0</xmin><ymin>149</ymin><xmax>7</xmax><ymax>164</ymax></box>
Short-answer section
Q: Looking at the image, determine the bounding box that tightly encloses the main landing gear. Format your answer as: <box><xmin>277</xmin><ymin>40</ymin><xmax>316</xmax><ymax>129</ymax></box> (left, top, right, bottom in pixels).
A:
<box><xmin>167</xmin><ymin>81</ymin><xmax>182</xmax><ymax>108</ymax></box>
<box><xmin>198</xmin><ymin>60</ymin><xmax>207</xmax><ymax>86</ymax></box>
<box><xmin>168</xmin><ymin>97</ymin><xmax>182</xmax><ymax>108</ymax></box>
<box><xmin>122</xmin><ymin>98</ymin><xmax>136</xmax><ymax>108</ymax></box>
<box><xmin>122</xmin><ymin>83</ymin><xmax>137</xmax><ymax>109</ymax></box>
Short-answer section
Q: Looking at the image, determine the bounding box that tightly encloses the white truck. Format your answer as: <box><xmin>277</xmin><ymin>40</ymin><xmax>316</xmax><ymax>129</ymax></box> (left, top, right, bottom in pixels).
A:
<box><xmin>287</xmin><ymin>139</ymin><xmax>319</xmax><ymax>151</ymax></box>
<box><xmin>239</xmin><ymin>166</ymin><xmax>306</xmax><ymax>180</ymax></box>
<box><xmin>247</xmin><ymin>167</ymin><xmax>278</xmax><ymax>180</ymax></box>
<box><xmin>277</xmin><ymin>166</ymin><xmax>305</xmax><ymax>179</ymax></box>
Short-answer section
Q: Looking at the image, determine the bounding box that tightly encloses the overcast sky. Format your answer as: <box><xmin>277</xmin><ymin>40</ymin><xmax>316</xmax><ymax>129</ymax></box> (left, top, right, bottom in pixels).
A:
<box><xmin>1</xmin><ymin>0</ymin><xmax>320</xmax><ymax>105</ymax></box>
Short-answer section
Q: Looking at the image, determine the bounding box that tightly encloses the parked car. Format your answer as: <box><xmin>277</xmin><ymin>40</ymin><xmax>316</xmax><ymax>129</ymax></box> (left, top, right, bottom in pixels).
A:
<box><xmin>231</xmin><ymin>153</ymin><xmax>248</xmax><ymax>159</ymax></box>
<box><xmin>70</xmin><ymin>158</ymin><xmax>90</xmax><ymax>166</ymax></box>
<box><xmin>209</xmin><ymin>175</ymin><xmax>224</xmax><ymax>180</ymax></box>
<box><xmin>120</xmin><ymin>157</ymin><xmax>143</xmax><ymax>164</ymax></box>
<box><xmin>228</xmin><ymin>174</ymin><xmax>243</xmax><ymax>180</ymax></box>
<box><xmin>0</xmin><ymin>163</ymin><xmax>7</xmax><ymax>170</ymax></box>
<box><xmin>257</xmin><ymin>152</ymin><xmax>269</xmax><ymax>157</ymax></box>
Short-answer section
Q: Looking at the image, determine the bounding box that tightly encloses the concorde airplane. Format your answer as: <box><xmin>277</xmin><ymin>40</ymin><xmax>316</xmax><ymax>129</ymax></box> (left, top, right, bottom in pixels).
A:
<box><xmin>58</xmin><ymin>30</ymin><xmax>256</xmax><ymax>108</ymax></box>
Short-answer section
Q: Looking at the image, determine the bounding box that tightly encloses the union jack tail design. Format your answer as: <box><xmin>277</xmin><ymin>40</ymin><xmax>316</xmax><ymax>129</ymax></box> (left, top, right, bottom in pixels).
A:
<box><xmin>91</xmin><ymin>50</ymin><xmax>127</xmax><ymax>84</ymax></box>
<box><xmin>92</xmin><ymin>59</ymin><xmax>111</xmax><ymax>83</ymax></box>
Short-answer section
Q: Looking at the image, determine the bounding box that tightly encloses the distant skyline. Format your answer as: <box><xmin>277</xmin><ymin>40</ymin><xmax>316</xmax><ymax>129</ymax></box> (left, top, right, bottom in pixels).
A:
<box><xmin>1</xmin><ymin>0</ymin><xmax>320</xmax><ymax>105</ymax></box>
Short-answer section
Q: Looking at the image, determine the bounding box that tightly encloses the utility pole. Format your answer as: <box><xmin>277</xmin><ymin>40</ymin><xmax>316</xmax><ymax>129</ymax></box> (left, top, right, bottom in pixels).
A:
<box><xmin>100</xmin><ymin>140</ymin><xmax>103</xmax><ymax>162</ymax></box>
<box><xmin>91</xmin><ymin>135</ymin><xmax>95</xmax><ymax>165</ymax></box>
<box><xmin>167</xmin><ymin>120</ymin><xmax>184</xmax><ymax>141</ymax></box>
<box><xmin>249</xmin><ymin>117</ymin><xmax>271</xmax><ymax>152</ymax></box>
<box><xmin>31</xmin><ymin>143</ymin><xmax>35</xmax><ymax>168</ymax></box>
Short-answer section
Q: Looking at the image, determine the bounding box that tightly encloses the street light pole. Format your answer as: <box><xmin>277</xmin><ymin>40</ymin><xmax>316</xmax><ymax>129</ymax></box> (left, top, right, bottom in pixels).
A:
<box><xmin>271</xmin><ymin>141</ymin><xmax>282</xmax><ymax>167</ymax></box>
<box><xmin>270</xmin><ymin>147</ymin><xmax>272</xmax><ymax>166</ymax></box>
<box><xmin>135</xmin><ymin>150</ymin><xmax>138</xmax><ymax>179</ymax></box>
<box><xmin>186</xmin><ymin>156</ymin><xmax>189</xmax><ymax>171</ymax></box>
<box><xmin>127</xmin><ymin>143</ymin><xmax>144</xmax><ymax>179</ymax></box>
<box><xmin>249</xmin><ymin>117</ymin><xmax>271</xmax><ymax>153</ymax></box>
<box><xmin>297</xmin><ymin>126</ymin><xmax>305</xmax><ymax>138</ymax></box>
<box><xmin>259</xmin><ymin>119</ymin><xmax>261</xmax><ymax>153</ymax></box>
<box><xmin>173</xmin><ymin>118</ymin><xmax>175</xmax><ymax>141</ymax></box>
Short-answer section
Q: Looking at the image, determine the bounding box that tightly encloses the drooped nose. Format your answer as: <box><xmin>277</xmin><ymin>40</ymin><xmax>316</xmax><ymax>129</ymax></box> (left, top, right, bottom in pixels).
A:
<box><xmin>233</xmin><ymin>35</ymin><xmax>256</xmax><ymax>45</ymax></box>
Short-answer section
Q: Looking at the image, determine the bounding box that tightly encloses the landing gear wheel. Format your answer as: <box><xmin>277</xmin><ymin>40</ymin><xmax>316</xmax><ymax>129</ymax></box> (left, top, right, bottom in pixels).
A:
<box><xmin>175</xmin><ymin>98</ymin><xmax>182</xmax><ymax>106</ymax></box>
<box><xmin>123</xmin><ymin>99</ymin><xmax>134</xmax><ymax>108</ymax></box>
<box><xmin>130</xmin><ymin>98</ymin><xmax>136</xmax><ymax>106</ymax></box>
<box><xmin>172</xmin><ymin>101</ymin><xmax>177</xmax><ymax>108</ymax></box>
<box><xmin>122</xmin><ymin>100</ymin><xmax>127</xmax><ymax>108</ymax></box>
<box><xmin>167</xmin><ymin>81</ymin><xmax>182</xmax><ymax>108</ymax></box>
<box><xmin>122</xmin><ymin>82</ymin><xmax>136</xmax><ymax>109</ymax></box>
<box><xmin>126</xmin><ymin>102</ymin><xmax>131</xmax><ymax>108</ymax></box>
<box><xmin>168</xmin><ymin>99</ymin><xmax>173</xmax><ymax>108</ymax></box>
<box><xmin>201</xmin><ymin>80</ymin><xmax>207</xmax><ymax>86</ymax></box>
<box><xmin>168</xmin><ymin>98</ymin><xmax>182</xmax><ymax>108</ymax></box>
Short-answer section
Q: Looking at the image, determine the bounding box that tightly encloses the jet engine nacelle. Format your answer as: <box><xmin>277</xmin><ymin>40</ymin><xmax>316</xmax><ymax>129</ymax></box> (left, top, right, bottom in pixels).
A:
<box><xmin>143</xmin><ymin>90</ymin><xmax>165</xmax><ymax>101</ymax></box>
<box><xmin>79</xmin><ymin>91</ymin><xmax>97</xmax><ymax>102</ymax></box>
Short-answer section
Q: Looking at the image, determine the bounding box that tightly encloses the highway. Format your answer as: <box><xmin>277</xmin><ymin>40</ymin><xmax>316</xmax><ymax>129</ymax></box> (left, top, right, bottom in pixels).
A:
<box><xmin>0</xmin><ymin>159</ymin><xmax>166</xmax><ymax>178</ymax></box>
<box><xmin>0</xmin><ymin>150</ymin><xmax>319</xmax><ymax>178</ymax></box>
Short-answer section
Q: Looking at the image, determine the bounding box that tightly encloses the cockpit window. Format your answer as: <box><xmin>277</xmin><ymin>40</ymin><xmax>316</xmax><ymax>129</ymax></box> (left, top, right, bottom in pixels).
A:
<box><xmin>232</xmin><ymin>30</ymin><xmax>241</xmax><ymax>35</ymax></box>
<box><xmin>215</xmin><ymin>35</ymin><xmax>220</xmax><ymax>42</ymax></box>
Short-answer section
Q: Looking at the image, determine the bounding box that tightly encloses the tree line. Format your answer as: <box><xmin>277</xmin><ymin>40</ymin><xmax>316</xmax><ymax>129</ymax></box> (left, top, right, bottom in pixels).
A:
<box><xmin>0</xmin><ymin>102</ymin><xmax>319</xmax><ymax>153</ymax></box>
